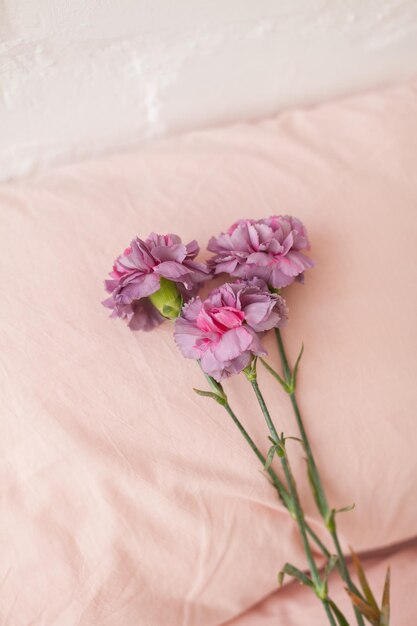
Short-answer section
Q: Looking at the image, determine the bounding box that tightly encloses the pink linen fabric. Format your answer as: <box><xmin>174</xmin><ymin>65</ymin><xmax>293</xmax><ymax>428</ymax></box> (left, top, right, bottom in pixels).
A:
<box><xmin>226</xmin><ymin>543</ymin><xmax>417</xmax><ymax>626</ymax></box>
<box><xmin>0</xmin><ymin>80</ymin><xmax>417</xmax><ymax>625</ymax></box>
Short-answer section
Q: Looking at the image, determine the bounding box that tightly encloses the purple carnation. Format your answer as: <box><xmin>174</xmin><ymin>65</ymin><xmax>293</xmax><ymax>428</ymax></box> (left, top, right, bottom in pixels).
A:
<box><xmin>174</xmin><ymin>279</ymin><xmax>288</xmax><ymax>381</ymax></box>
<box><xmin>207</xmin><ymin>216</ymin><xmax>314</xmax><ymax>289</ymax></box>
<box><xmin>103</xmin><ymin>233</ymin><xmax>209</xmax><ymax>330</ymax></box>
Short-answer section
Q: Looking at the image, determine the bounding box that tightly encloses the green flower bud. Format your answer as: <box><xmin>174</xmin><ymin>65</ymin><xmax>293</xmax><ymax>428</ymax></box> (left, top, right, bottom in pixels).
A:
<box><xmin>148</xmin><ymin>277</ymin><xmax>183</xmax><ymax>320</ymax></box>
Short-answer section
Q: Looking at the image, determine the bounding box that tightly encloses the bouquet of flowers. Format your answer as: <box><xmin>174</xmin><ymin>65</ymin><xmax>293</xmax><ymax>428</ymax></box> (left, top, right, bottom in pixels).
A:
<box><xmin>103</xmin><ymin>216</ymin><xmax>390</xmax><ymax>625</ymax></box>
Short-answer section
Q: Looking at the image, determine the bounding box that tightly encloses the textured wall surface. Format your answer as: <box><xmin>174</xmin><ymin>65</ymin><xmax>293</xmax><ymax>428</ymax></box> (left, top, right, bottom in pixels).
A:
<box><xmin>1</xmin><ymin>0</ymin><xmax>417</xmax><ymax>181</ymax></box>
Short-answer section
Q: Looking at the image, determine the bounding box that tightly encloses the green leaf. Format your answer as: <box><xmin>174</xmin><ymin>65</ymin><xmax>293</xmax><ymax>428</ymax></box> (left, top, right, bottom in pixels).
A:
<box><xmin>278</xmin><ymin>563</ymin><xmax>314</xmax><ymax>589</ymax></box>
<box><xmin>380</xmin><ymin>567</ymin><xmax>390</xmax><ymax>626</ymax></box>
<box><xmin>205</xmin><ymin>375</ymin><xmax>228</xmax><ymax>402</ymax></box>
<box><xmin>350</xmin><ymin>547</ymin><xmax>379</xmax><ymax>612</ymax></box>
<box><xmin>264</xmin><ymin>444</ymin><xmax>277</xmax><ymax>470</ymax></box>
<box><xmin>328</xmin><ymin>599</ymin><xmax>351</xmax><ymax>626</ymax></box>
<box><xmin>335</xmin><ymin>503</ymin><xmax>355</xmax><ymax>514</ymax></box>
<box><xmin>346</xmin><ymin>590</ymin><xmax>380</xmax><ymax>626</ymax></box>
<box><xmin>290</xmin><ymin>342</ymin><xmax>304</xmax><ymax>391</ymax></box>
<box><xmin>324</xmin><ymin>555</ymin><xmax>339</xmax><ymax>581</ymax></box>
<box><xmin>324</xmin><ymin>509</ymin><xmax>336</xmax><ymax>533</ymax></box>
<box><xmin>193</xmin><ymin>388</ymin><xmax>226</xmax><ymax>406</ymax></box>
<box><xmin>259</xmin><ymin>358</ymin><xmax>291</xmax><ymax>393</ymax></box>
<box><xmin>274</xmin><ymin>440</ymin><xmax>287</xmax><ymax>458</ymax></box>
<box><xmin>317</xmin><ymin>556</ymin><xmax>338</xmax><ymax>601</ymax></box>
<box><xmin>193</xmin><ymin>389</ymin><xmax>219</xmax><ymax>399</ymax></box>
<box><xmin>284</xmin><ymin>436</ymin><xmax>304</xmax><ymax>446</ymax></box>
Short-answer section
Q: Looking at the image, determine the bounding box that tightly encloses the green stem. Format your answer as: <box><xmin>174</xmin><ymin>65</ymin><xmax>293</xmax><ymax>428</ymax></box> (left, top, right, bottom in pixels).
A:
<box><xmin>249</xmin><ymin>377</ymin><xmax>336</xmax><ymax>625</ymax></box>
<box><xmin>275</xmin><ymin>330</ymin><xmax>327</xmax><ymax>511</ymax></box>
<box><xmin>330</xmin><ymin>528</ymin><xmax>358</xmax><ymax>599</ymax></box>
<box><xmin>274</xmin><ymin>329</ymin><xmax>365</xmax><ymax>626</ymax></box>
<box><xmin>275</xmin><ymin>328</ymin><xmax>291</xmax><ymax>379</ymax></box>
<box><xmin>250</xmin><ymin>379</ymin><xmax>319</xmax><ymax>586</ymax></box>
<box><xmin>324</xmin><ymin>601</ymin><xmax>339</xmax><ymax>626</ymax></box>
<box><xmin>307</xmin><ymin>526</ymin><xmax>331</xmax><ymax>561</ymax></box>
<box><xmin>198</xmin><ymin>366</ymin><xmax>331</xmax><ymax>558</ymax></box>
<box><xmin>222</xmin><ymin>401</ymin><xmax>330</xmax><ymax>559</ymax></box>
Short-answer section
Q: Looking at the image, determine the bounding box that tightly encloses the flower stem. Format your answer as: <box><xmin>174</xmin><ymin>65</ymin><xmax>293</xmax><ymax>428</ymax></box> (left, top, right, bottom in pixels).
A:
<box><xmin>274</xmin><ymin>328</ymin><xmax>365</xmax><ymax>626</ymax></box>
<box><xmin>248</xmin><ymin>376</ymin><xmax>336</xmax><ymax>626</ymax></box>
<box><xmin>222</xmin><ymin>400</ymin><xmax>330</xmax><ymax>559</ymax></box>
<box><xmin>250</xmin><ymin>379</ymin><xmax>320</xmax><ymax>586</ymax></box>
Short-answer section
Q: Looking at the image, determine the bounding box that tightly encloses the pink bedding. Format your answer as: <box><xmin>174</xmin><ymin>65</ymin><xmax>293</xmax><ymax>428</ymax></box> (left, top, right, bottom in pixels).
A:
<box><xmin>226</xmin><ymin>543</ymin><xmax>417</xmax><ymax>625</ymax></box>
<box><xmin>1</xmin><ymin>80</ymin><xmax>417</xmax><ymax>625</ymax></box>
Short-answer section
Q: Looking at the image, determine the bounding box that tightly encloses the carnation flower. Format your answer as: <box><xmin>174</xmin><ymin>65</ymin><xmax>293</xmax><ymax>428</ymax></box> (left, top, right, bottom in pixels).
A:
<box><xmin>207</xmin><ymin>216</ymin><xmax>314</xmax><ymax>289</ymax></box>
<box><xmin>103</xmin><ymin>233</ymin><xmax>209</xmax><ymax>330</ymax></box>
<box><xmin>174</xmin><ymin>279</ymin><xmax>288</xmax><ymax>381</ymax></box>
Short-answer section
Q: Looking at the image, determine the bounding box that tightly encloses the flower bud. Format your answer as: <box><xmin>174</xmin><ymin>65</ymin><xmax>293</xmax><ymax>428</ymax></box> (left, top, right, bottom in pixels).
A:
<box><xmin>149</xmin><ymin>278</ymin><xmax>183</xmax><ymax>320</ymax></box>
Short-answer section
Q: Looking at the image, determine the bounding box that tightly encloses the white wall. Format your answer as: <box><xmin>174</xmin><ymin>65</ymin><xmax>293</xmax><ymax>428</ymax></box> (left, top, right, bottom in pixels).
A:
<box><xmin>1</xmin><ymin>0</ymin><xmax>417</xmax><ymax>181</ymax></box>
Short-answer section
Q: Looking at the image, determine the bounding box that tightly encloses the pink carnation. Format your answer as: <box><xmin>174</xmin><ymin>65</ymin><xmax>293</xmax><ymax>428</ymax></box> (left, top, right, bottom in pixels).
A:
<box><xmin>207</xmin><ymin>216</ymin><xmax>314</xmax><ymax>289</ymax></box>
<box><xmin>174</xmin><ymin>279</ymin><xmax>288</xmax><ymax>381</ymax></box>
<box><xmin>103</xmin><ymin>233</ymin><xmax>209</xmax><ymax>331</ymax></box>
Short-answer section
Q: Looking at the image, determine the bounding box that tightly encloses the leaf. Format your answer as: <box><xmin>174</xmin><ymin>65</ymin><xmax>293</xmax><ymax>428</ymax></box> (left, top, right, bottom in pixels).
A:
<box><xmin>205</xmin><ymin>375</ymin><xmax>228</xmax><ymax>401</ymax></box>
<box><xmin>193</xmin><ymin>388</ymin><xmax>217</xmax><ymax>399</ymax></box>
<box><xmin>350</xmin><ymin>547</ymin><xmax>379</xmax><ymax>612</ymax></box>
<box><xmin>324</xmin><ymin>509</ymin><xmax>335</xmax><ymax>533</ymax></box>
<box><xmin>380</xmin><ymin>567</ymin><xmax>390</xmax><ymax>626</ymax></box>
<box><xmin>284</xmin><ymin>436</ymin><xmax>304</xmax><ymax>446</ymax></box>
<box><xmin>328</xmin><ymin>599</ymin><xmax>351</xmax><ymax>626</ymax></box>
<box><xmin>318</xmin><ymin>555</ymin><xmax>338</xmax><ymax>601</ymax></box>
<box><xmin>192</xmin><ymin>389</ymin><xmax>226</xmax><ymax>405</ymax></box>
<box><xmin>324</xmin><ymin>555</ymin><xmax>339</xmax><ymax>581</ymax></box>
<box><xmin>346</xmin><ymin>590</ymin><xmax>380</xmax><ymax>625</ymax></box>
<box><xmin>335</xmin><ymin>503</ymin><xmax>355</xmax><ymax>514</ymax></box>
<box><xmin>259</xmin><ymin>358</ymin><xmax>290</xmax><ymax>393</ymax></box>
<box><xmin>264</xmin><ymin>444</ymin><xmax>277</xmax><ymax>470</ymax></box>
<box><xmin>275</xmin><ymin>440</ymin><xmax>288</xmax><ymax>458</ymax></box>
<box><xmin>278</xmin><ymin>563</ymin><xmax>314</xmax><ymax>589</ymax></box>
<box><xmin>290</xmin><ymin>343</ymin><xmax>304</xmax><ymax>391</ymax></box>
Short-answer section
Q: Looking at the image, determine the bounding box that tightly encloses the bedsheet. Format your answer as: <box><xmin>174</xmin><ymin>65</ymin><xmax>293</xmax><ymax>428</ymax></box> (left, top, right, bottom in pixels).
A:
<box><xmin>1</xmin><ymin>80</ymin><xmax>417</xmax><ymax>625</ymax></box>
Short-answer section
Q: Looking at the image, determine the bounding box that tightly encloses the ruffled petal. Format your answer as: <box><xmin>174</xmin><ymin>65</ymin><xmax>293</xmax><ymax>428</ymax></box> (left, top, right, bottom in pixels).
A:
<box><xmin>212</xmin><ymin>326</ymin><xmax>253</xmax><ymax>361</ymax></box>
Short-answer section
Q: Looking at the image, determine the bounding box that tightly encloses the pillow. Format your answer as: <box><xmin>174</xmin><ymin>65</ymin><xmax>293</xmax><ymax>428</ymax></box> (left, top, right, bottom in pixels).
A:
<box><xmin>225</xmin><ymin>542</ymin><xmax>417</xmax><ymax>626</ymax></box>
<box><xmin>1</xmin><ymin>80</ymin><xmax>416</xmax><ymax>625</ymax></box>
